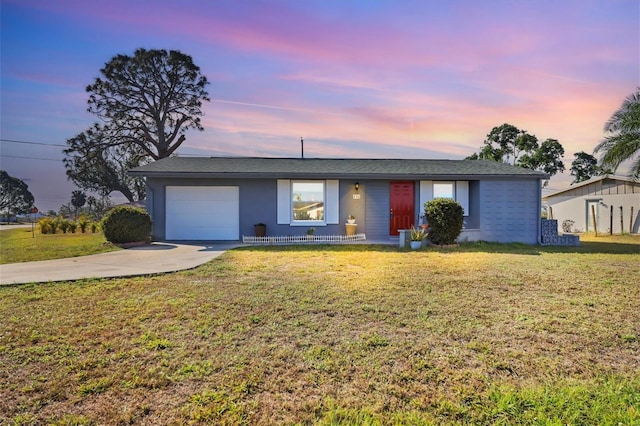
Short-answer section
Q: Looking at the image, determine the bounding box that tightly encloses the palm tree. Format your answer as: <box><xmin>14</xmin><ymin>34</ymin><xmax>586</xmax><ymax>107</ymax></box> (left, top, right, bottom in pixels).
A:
<box><xmin>594</xmin><ymin>88</ymin><xmax>640</xmax><ymax>179</ymax></box>
<box><xmin>71</xmin><ymin>190</ymin><xmax>87</xmax><ymax>219</ymax></box>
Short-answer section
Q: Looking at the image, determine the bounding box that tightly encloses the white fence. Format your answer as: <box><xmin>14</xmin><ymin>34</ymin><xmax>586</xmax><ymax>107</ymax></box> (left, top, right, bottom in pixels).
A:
<box><xmin>242</xmin><ymin>233</ymin><xmax>367</xmax><ymax>244</ymax></box>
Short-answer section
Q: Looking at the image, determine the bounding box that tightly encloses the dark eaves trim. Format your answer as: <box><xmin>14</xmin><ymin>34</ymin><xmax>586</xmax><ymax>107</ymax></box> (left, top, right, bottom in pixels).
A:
<box><xmin>128</xmin><ymin>171</ymin><xmax>550</xmax><ymax>180</ymax></box>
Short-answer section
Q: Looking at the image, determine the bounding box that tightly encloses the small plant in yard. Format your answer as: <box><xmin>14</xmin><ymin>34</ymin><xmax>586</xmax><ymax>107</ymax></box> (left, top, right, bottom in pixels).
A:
<box><xmin>424</xmin><ymin>198</ymin><xmax>463</xmax><ymax>245</ymax></box>
<box><xmin>50</xmin><ymin>217</ymin><xmax>61</xmax><ymax>234</ymax></box>
<box><xmin>306</xmin><ymin>227</ymin><xmax>316</xmax><ymax>235</ymax></box>
<box><xmin>77</xmin><ymin>215</ymin><xmax>90</xmax><ymax>233</ymax></box>
<box><xmin>59</xmin><ymin>218</ymin><xmax>71</xmax><ymax>233</ymax></box>
<box><xmin>38</xmin><ymin>217</ymin><xmax>53</xmax><ymax>234</ymax></box>
<box><xmin>68</xmin><ymin>221</ymin><xmax>78</xmax><ymax>233</ymax></box>
<box><xmin>90</xmin><ymin>221</ymin><xmax>98</xmax><ymax>233</ymax></box>
<box><xmin>562</xmin><ymin>219</ymin><xmax>575</xmax><ymax>233</ymax></box>
<box><xmin>410</xmin><ymin>226</ymin><xmax>428</xmax><ymax>241</ymax></box>
<box><xmin>101</xmin><ymin>206</ymin><xmax>151</xmax><ymax>244</ymax></box>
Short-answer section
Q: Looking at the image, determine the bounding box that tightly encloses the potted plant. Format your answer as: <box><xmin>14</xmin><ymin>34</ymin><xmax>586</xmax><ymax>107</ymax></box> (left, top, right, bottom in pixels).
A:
<box><xmin>306</xmin><ymin>227</ymin><xmax>315</xmax><ymax>239</ymax></box>
<box><xmin>254</xmin><ymin>222</ymin><xmax>266</xmax><ymax>237</ymax></box>
<box><xmin>347</xmin><ymin>214</ymin><xmax>356</xmax><ymax>224</ymax></box>
<box><xmin>409</xmin><ymin>226</ymin><xmax>427</xmax><ymax>249</ymax></box>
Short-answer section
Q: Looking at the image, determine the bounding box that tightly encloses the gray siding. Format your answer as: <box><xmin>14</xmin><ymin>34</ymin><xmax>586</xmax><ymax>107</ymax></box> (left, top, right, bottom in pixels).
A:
<box><xmin>147</xmin><ymin>176</ymin><xmax>542</xmax><ymax>244</ymax></box>
<box><xmin>148</xmin><ymin>178</ymin><xmax>364</xmax><ymax>240</ymax></box>
<box><xmin>340</xmin><ymin>180</ymin><xmax>365</xmax><ymax>230</ymax></box>
<box><xmin>465</xmin><ymin>180</ymin><xmax>481</xmax><ymax>229</ymax></box>
<box><xmin>147</xmin><ymin>177</ymin><xmax>280</xmax><ymax>240</ymax></box>
<box><xmin>478</xmin><ymin>179</ymin><xmax>540</xmax><ymax>243</ymax></box>
<box><xmin>365</xmin><ymin>180</ymin><xmax>391</xmax><ymax>239</ymax></box>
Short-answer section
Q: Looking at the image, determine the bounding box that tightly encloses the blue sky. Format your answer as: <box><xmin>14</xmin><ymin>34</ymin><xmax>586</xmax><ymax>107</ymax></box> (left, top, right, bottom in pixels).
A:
<box><xmin>1</xmin><ymin>0</ymin><xmax>638</xmax><ymax>211</ymax></box>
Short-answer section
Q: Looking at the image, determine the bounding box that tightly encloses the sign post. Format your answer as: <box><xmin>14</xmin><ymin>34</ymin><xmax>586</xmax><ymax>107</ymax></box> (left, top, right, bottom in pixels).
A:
<box><xmin>31</xmin><ymin>207</ymin><xmax>38</xmax><ymax>238</ymax></box>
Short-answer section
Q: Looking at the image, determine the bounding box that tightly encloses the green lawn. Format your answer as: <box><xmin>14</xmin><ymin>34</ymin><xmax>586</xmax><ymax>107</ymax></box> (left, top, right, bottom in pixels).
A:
<box><xmin>1</xmin><ymin>238</ymin><xmax>639</xmax><ymax>424</ymax></box>
<box><xmin>0</xmin><ymin>227</ymin><xmax>118</xmax><ymax>264</ymax></box>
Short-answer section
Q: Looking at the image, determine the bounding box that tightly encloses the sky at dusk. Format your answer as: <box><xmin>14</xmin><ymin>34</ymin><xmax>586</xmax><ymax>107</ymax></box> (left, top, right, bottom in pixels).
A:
<box><xmin>1</xmin><ymin>0</ymin><xmax>639</xmax><ymax>212</ymax></box>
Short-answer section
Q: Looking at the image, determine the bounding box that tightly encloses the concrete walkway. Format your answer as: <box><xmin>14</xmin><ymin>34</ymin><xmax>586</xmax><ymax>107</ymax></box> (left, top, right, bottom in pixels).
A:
<box><xmin>0</xmin><ymin>242</ymin><xmax>240</xmax><ymax>285</ymax></box>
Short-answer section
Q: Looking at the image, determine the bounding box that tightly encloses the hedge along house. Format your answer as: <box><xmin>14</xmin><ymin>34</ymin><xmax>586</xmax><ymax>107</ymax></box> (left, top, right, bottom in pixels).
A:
<box><xmin>129</xmin><ymin>157</ymin><xmax>549</xmax><ymax>244</ymax></box>
<box><xmin>542</xmin><ymin>175</ymin><xmax>640</xmax><ymax>234</ymax></box>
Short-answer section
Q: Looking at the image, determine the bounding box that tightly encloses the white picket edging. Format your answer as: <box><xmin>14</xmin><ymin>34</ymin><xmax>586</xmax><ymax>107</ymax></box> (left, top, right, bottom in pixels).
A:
<box><xmin>242</xmin><ymin>233</ymin><xmax>367</xmax><ymax>244</ymax></box>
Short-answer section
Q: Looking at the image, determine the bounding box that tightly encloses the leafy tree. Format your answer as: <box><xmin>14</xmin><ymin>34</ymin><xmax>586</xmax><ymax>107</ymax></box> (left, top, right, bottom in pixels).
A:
<box><xmin>467</xmin><ymin>123</ymin><xmax>565</xmax><ymax>180</ymax></box>
<box><xmin>570</xmin><ymin>151</ymin><xmax>610</xmax><ymax>184</ymax></box>
<box><xmin>64</xmin><ymin>48</ymin><xmax>210</xmax><ymax>201</ymax></box>
<box><xmin>594</xmin><ymin>88</ymin><xmax>640</xmax><ymax>179</ymax></box>
<box><xmin>518</xmin><ymin>138</ymin><xmax>565</xmax><ymax>176</ymax></box>
<box><xmin>58</xmin><ymin>203</ymin><xmax>73</xmax><ymax>218</ymax></box>
<box><xmin>0</xmin><ymin>171</ymin><xmax>34</xmax><ymax>220</ymax></box>
<box><xmin>64</xmin><ymin>124</ymin><xmax>146</xmax><ymax>202</ymax></box>
<box><xmin>86</xmin><ymin>195</ymin><xmax>112</xmax><ymax>219</ymax></box>
<box><xmin>71</xmin><ymin>190</ymin><xmax>87</xmax><ymax>219</ymax></box>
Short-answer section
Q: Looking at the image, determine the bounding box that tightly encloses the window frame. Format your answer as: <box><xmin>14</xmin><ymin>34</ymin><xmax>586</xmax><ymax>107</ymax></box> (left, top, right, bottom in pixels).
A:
<box><xmin>290</xmin><ymin>180</ymin><xmax>326</xmax><ymax>226</ymax></box>
<box><xmin>432</xmin><ymin>181</ymin><xmax>456</xmax><ymax>199</ymax></box>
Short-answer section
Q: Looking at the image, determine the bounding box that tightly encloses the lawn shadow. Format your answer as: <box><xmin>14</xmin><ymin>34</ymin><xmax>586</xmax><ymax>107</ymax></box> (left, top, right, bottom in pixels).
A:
<box><xmin>234</xmin><ymin>240</ymin><xmax>639</xmax><ymax>256</ymax></box>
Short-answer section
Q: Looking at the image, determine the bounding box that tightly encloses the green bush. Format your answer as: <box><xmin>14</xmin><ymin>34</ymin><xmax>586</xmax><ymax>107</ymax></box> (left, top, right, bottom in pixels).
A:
<box><xmin>77</xmin><ymin>215</ymin><xmax>90</xmax><ymax>233</ymax></box>
<box><xmin>50</xmin><ymin>217</ymin><xmax>60</xmax><ymax>234</ymax></box>
<box><xmin>90</xmin><ymin>222</ymin><xmax>98</xmax><ymax>233</ymax></box>
<box><xmin>101</xmin><ymin>206</ymin><xmax>152</xmax><ymax>244</ymax></box>
<box><xmin>68</xmin><ymin>221</ymin><xmax>78</xmax><ymax>233</ymax></box>
<box><xmin>38</xmin><ymin>217</ymin><xmax>53</xmax><ymax>234</ymax></box>
<box><xmin>424</xmin><ymin>198</ymin><xmax>464</xmax><ymax>245</ymax></box>
<box><xmin>59</xmin><ymin>219</ymin><xmax>70</xmax><ymax>234</ymax></box>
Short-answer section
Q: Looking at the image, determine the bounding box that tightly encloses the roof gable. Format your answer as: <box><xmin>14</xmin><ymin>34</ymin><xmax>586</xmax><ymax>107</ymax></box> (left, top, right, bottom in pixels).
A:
<box><xmin>543</xmin><ymin>175</ymin><xmax>640</xmax><ymax>199</ymax></box>
<box><xmin>130</xmin><ymin>156</ymin><xmax>549</xmax><ymax>179</ymax></box>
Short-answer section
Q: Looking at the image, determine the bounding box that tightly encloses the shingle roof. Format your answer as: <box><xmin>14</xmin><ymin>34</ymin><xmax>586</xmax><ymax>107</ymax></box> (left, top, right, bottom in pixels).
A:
<box><xmin>129</xmin><ymin>156</ymin><xmax>549</xmax><ymax>179</ymax></box>
<box><xmin>542</xmin><ymin>174</ymin><xmax>639</xmax><ymax>199</ymax></box>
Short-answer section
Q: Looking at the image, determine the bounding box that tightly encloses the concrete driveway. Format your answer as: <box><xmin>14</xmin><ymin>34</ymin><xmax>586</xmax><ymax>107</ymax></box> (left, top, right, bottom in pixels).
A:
<box><xmin>0</xmin><ymin>242</ymin><xmax>240</xmax><ymax>285</ymax></box>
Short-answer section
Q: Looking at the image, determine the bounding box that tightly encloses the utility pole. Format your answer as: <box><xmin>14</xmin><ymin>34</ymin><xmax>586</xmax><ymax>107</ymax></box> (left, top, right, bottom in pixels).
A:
<box><xmin>300</xmin><ymin>137</ymin><xmax>304</xmax><ymax>159</ymax></box>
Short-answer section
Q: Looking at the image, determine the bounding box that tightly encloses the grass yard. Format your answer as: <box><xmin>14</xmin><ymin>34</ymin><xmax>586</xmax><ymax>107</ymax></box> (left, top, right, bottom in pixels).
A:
<box><xmin>0</xmin><ymin>227</ymin><xmax>118</xmax><ymax>264</ymax></box>
<box><xmin>1</xmin><ymin>238</ymin><xmax>639</xmax><ymax>424</ymax></box>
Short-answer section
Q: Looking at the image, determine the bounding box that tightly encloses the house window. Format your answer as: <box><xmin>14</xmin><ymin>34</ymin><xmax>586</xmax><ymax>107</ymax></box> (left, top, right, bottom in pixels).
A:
<box><xmin>433</xmin><ymin>182</ymin><xmax>455</xmax><ymax>199</ymax></box>
<box><xmin>420</xmin><ymin>180</ymin><xmax>469</xmax><ymax>217</ymax></box>
<box><xmin>292</xmin><ymin>181</ymin><xmax>325</xmax><ymax>223</ymax></box>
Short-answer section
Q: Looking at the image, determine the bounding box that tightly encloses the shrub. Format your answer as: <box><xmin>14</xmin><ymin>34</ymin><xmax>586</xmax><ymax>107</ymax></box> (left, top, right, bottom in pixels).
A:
<box><xmin>68</xmin><ymin>221</ymin><xmax>78</xmax><ymax>233</ymax></box>
<box><xmin>59</xmin><ymin>219</ymin><xmax>70</xmax><ymax>234</ymax></box>
<box><xmin>562</xmin><ymin>219</ymin><xmax>575</xmax><ymax>233</ymax></box>
<box><xmin>101</xmin><ymin>206</ymin><xmax>152</xmax><ymax>244</ymax></box>
<box><xmin>38</xmin><ymin>217</ymin><xmax>53</xmax><ymax>234</ymax></box>
<box><xmin>77</xmin><ymin>215</ymin><xmax>90</xmax><ymax>233</ymax></box>
<box><xmin>424</xmin><ymin>198</ymin><xmax>464</xmax><ymax>245</ymax></box>
<box><xmin>50</xmin><ymin>217</ymin><xmax>60</xmax><ymax>234</ymax></box>
<box><xmin>90</xmin><ymin>222</ymin><xmax>98</xmax><ymax>233</ymax></box>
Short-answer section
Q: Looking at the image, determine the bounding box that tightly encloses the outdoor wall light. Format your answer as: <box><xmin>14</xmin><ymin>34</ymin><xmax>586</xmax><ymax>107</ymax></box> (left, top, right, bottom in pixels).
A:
<box><xmin>355</xmin><ymin>182</ymin><xmax>360</xmax><ymax>192</ymax></box>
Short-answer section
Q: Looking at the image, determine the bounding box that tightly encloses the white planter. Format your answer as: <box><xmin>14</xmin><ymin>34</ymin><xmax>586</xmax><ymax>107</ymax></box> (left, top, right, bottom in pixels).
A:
<box><xmin>410</xmin><ymin>241</ymin><xmax>422</xmax><ymax>250</ymax></box>
<box><xmin>347</xmin><ymin>219</ymin><xmax>356</xmax><ymax>224</ymax></box>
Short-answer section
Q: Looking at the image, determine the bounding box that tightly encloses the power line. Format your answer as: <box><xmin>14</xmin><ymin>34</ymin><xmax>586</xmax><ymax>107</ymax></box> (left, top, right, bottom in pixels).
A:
<box><xmin>0</xmin><ymin>138</ymin><xmax>67</xmax><ymax>147</ymax></box>
<box><xmin>0</xmin><ymin>154</ymin><xmax>62</xmax><ymax>162</ymax></box>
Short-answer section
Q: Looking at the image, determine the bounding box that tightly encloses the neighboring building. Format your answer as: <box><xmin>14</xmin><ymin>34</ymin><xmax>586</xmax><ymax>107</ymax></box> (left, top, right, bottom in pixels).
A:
<box><xmin>542</xmin><ymin>175</ymin><xmax>640</xmax><ymax>234</ymax></box>
<box><xmin>129</xmin><ymin>157</ymin><xmax>549</xmax><ymax>244</ymax></box>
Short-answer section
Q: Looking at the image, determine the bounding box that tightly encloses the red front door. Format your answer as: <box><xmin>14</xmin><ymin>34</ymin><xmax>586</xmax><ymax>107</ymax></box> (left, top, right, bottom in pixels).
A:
<box><xmin>389</xmin><ymin>181</ymin><xmax>414</xmax><ymax>235</ymax></box>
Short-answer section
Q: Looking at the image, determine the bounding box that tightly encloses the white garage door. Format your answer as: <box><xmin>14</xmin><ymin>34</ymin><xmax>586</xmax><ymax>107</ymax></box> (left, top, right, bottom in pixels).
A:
<box><xmin>166</xmin><ymin>186</ymin><xmax>239</xmax><ymax>240</ymax></box>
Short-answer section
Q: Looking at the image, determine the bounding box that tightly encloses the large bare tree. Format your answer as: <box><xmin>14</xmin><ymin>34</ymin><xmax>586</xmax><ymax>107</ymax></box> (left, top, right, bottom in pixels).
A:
<box><xmin>64</xmin><ymin>48</ymin><xmax>210</xmax><ymax>201</ymax></box>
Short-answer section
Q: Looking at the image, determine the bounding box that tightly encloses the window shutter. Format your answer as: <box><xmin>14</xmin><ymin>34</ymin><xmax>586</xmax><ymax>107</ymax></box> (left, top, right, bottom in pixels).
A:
<box><xmin>277</xmin><ymin>179</ymin><xmax>290</xmax><ymax>224</ymax></box>
<box><xmin>456</xmin><ymin>181</ymin><xmax>469</xmax><ymax>216</ymax></box>
<box><xmin>326</xmin><ymin>180</ymin><xmax>339</xmax><ymax>224</ymax></box>
<box><xmin>419</xmin><ymin>181</ymin><xmax>433</xmax><ymax>213</ymax></box>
